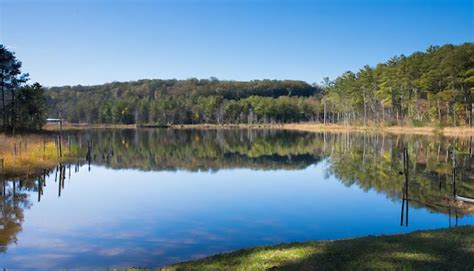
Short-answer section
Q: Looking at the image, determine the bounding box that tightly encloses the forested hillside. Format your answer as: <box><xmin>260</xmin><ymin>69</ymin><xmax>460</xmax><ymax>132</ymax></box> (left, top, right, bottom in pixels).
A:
<box><xmin>324</xmin><ymin>43</ymin><xmax>474</xmax><ymax>126</ymax></box>
<box><xmin>47</xmin><ymin>43</ymin><xmax>474</xmax><ymax>126</ymax></box>
<box><xmin>47</xmin><ymin>79</ymin><xmax>320</xmax><ymax>124</ymax></box>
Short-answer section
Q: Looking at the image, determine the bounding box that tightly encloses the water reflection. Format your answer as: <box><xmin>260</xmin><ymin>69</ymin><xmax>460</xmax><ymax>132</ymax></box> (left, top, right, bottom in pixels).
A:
<box><xmin>0</xmin><ymin>129</ymin><xmax>473</xmax><ymax>268</ymax></box>
<box><xmin>1</xmin><ymin>179</ymin><xmax>31</xmax><ymax>252</ymax></box>
<box><xmin>400</xmin><ymin>147</ymin><xmax>409</xmax><ymax>227</ymax></box>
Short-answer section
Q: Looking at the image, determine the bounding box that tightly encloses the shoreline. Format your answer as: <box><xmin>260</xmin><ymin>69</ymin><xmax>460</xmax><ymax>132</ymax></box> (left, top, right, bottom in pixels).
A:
<box><xmin>0</xmin><ymin>134</ymin><xmax>83</xmax><ymax>179</ymax></box>
<box><xmin>44</xmin><ymin>123</ymin><xmax>474</xmax><ymax>137</ymax></box>
<box><xmin>163</xmin><ymin>226</ymin><xmax>474</xmax><ymax>270</ymax></box>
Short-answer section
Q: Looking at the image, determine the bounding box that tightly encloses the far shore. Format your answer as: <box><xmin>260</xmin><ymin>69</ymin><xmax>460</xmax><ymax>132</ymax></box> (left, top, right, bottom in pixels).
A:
<box><xmin>43</xmin><ymin>122</ymin><xmax>474</xmax><ymax>137</ymax></box>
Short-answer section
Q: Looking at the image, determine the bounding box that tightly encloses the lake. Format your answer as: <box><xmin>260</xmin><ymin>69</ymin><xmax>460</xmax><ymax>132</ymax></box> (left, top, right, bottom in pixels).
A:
<box><xmin>1</xmin><ymin>129</ymin><xmax>473</xmax><ymax>269</ymax></box>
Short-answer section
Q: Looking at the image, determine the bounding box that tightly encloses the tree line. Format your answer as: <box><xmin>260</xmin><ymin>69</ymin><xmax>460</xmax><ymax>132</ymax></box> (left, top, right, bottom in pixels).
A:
<box><xmin>46</xmin><ymin>79</ymin><xmax>321</xmax><ymax>124</ymax></box>
<box><xmin>46</xmin><ymin>43</ymin><xmax>474</xmax><ymax>126</ymax></box>
<box><xmin>323</xmin><ymin>43</ymin><xmax>474</xmax><ymax>126</ymax></box>
<box><xmin>0</xmin><ymin>45</ymin><xmax>47</xmax><ymax>132</ymax></box>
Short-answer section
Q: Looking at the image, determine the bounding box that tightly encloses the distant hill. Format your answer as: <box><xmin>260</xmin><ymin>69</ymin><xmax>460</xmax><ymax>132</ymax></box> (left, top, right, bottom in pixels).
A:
<box><xmin>46</xmin><ymin>79</ymin><xmax>320</xmax><ymax>124</ymax></box>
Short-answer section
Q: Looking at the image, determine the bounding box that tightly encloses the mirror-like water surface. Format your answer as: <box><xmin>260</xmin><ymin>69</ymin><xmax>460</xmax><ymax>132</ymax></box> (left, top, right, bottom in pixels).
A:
<box><xmin>1</xmin><ymin>129</ymin><xmax>473</xmax><ymax>269</ymax></box>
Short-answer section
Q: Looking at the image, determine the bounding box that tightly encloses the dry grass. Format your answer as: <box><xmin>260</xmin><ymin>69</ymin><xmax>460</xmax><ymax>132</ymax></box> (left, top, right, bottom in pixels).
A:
<box><xmin>446</xmin><ymin>198</ymin><xmax>474</xmax><ymax>215</ymax></box>
<box><xmin>0</xmin><ymin>134</ymin><xmax>81</xmax><ymax>178</ymax></box>
<box><xmin>44</xmin><ymin>123</ymin><xmax>137</xmax><ymax>131</ymax></box>
<box><xmin>171</xmin><ymin>123</ymin><xmax>474</xmax><ymax>137</ymax></box>
<box><xmin>280</xmin><ymin>123</ymin><xmax>474</xmax><ymax>137</ymax></box>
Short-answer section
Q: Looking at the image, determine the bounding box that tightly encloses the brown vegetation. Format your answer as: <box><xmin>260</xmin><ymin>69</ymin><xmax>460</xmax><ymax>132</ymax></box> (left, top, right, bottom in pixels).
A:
<box><xmin>0</xmin><ymin>134</ymin><xmax>80</xmax><ymax>178</ymax></box>
<box><xmin>170</xmin><ymin>123</ymin><xmax>474</xmax><ymax>137</ymax></box>
<box><xmin>280</xmin><ymin>123</ymin><xmax>474</xmax><ymax>137</ymax></box>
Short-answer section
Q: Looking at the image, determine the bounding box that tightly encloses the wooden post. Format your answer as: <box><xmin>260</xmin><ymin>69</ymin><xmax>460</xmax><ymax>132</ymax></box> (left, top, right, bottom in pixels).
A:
<box><xmin>61</xmin><ymin>164</ymin><xmax>65</xmax><ymax>190</ymax></box>
<box><xmin>400</xmin><ymin>188</ymin><xmax>405</xmax><ymax>226</ymax></box>
<box><xmin>405</xmin><ymin>187</ymin><xmax>409</xmax><ymax>226</ymax></box>
<box><xmin>404</xmin><ymin>147</ymin><xmax>409</xmax><ymax>223</ymax></box>
<box><xmin>452</xmin><ymin>148</ymin><xmax>456</xmax><ymax>197</ymax></box>
<box><xmin>58</xmin><ymin>167</ymin><xmax>61</xmax><ymax>197</ymax></box>
<box><xmin>38</xmin><ymin>177</ymin><xmax>42</xmax><ymax>202</ymax></box>
<box><xmin>13</xmin><ymin>180</ymin><xmax>16</xmax><ymax>200</ymax></box>
<box><xmin>59</xmin><ymin>113</ymin><xmax>63</xmax><ymax>158</ymax></box>
<box><xmin>58</xmin><ymin>136</ymin><xmax>62</xmax><ymax>158</ymax></box>
<box><xmin>0</xmin><ymin>158</ymin><xmax>3</xmax><ymax>173</ymax></box>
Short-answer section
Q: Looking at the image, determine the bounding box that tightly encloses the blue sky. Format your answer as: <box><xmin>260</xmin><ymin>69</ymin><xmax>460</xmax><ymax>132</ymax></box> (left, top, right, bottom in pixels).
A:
<box><xmin>1</xmin><ymin>0</ymin><xmax>472</xmax><ymax>86</ymax></box>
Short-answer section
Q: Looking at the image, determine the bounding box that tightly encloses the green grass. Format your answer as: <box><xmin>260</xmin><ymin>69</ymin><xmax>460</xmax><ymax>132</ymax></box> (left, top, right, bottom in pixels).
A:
<box><xmin>163</xmin><ymin>226</ymin><xmax>474</xmax><ymax>271</ymax></box>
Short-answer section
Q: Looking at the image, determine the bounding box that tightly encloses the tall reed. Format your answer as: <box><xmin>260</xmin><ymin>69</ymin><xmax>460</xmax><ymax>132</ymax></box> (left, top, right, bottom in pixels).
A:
<box><xmin>0</xmin><ymin>134</ymin><xmax>82</xmax><ymax>178</ymax></box>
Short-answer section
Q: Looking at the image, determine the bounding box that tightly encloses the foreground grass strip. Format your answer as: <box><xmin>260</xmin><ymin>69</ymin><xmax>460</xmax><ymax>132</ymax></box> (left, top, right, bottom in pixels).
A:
<box><xmin>163</xmin><ymin>226</ymin><xmax>474</xmax><ymax>271</ymax></box>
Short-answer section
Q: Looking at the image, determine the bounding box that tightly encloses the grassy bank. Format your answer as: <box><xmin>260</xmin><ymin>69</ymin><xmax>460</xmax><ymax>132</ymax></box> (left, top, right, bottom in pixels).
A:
<box><xmin>0</xmin><ymin>134</ymin><xmax>81</xmax><ymax>178</ymax></box>
<box><xmin>280</xmin><ymin>123</ymin><xmax>474</xmax><ymax>137</ymax></box>
<box><xmin>43</xmin><ymin>123</ymin><xmax>138</xmax><ymax>131</ymax></box>
<box><xmin>163</xmin><ymin>227</ymin><xmax>474</xmax><ymax>271</ymax></box>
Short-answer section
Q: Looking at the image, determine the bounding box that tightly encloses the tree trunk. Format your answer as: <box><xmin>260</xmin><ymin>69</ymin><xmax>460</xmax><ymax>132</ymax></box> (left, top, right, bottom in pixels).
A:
<box><xmin>323</xmin><ymin>97</ymin><xmax>327</xmax><ymax>125</ymax></box>
<box><xmin>390</xmin><ymin>87</ymin><xmax>394</xmax><ymax>121</ymax></box>
<box><xmin>382</xmin><ymin>103</ymin><xmax>385</xmax><ymax>124</ymax></box>
<box><xmin>437</xmin><ymin>100</ymin><xmax>441</xmax><ymax>123</ymax></box>
<box><xmin>1</xmin><ymin>73</ymin><xmax>5</xmax><ymax>130</ymax></box>
<box><xmin>11</xmin><ymin>88</ymin><xmax>15</xmax><ymax>134</ymax></box>
<box><xmin>471</xmin><ymin>103</ymin><xmax>473</xmax><ymax>128</ymax></box>
<box><xmin>453</xmin><ymin>104</ymin><xmax>456</xmax><ymax>127</ymax></box>
<box><xmin>363</xmin><ymin>95</ymin><xmax>367</xmax><ymax>126</ymax></box>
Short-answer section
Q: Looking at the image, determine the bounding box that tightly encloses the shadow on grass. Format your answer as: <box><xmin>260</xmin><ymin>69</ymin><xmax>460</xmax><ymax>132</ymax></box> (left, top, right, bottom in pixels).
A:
<box><xmin>167</xmin><ymin>226</ymin><xmax>474</xmax><ymax>271</ymax></box>
<box><xmin>276</xmin><ymin>227</ymin><xmax>473</xmax><ymax>270</ymax></box>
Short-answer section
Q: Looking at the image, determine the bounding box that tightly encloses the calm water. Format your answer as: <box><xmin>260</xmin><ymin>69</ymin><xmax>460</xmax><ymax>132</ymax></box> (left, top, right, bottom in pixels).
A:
<box><xmin>1</xmin><ymin>129</ymin><xmax>473</xmax><ymax>269</ymax></box>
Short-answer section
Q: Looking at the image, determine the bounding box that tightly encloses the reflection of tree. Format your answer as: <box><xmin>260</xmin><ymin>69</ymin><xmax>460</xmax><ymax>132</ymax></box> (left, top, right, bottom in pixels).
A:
<box><xmin>324</xmin><ymin>133</ymin><xmax>474</xmax><ymax>215</ymax></box>
<box><xmin>0</xmin><ymin>167</ymin><xmax>67</xmax><ymax>253</ymax></box>
<box><xmin>0</xmin><ymin>179</ymin><xmax>34</xmax><ymax>252</ymax></box>
<box><xmin>84</xmin><ymin>129</ymin><xmax>325</xmax><ymax>171</ymax></box>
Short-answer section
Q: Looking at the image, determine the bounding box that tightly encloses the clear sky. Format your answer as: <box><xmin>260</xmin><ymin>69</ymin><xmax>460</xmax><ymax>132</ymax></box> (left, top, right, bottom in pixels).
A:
<box><xmin>1</xmin><ymin>0</ymin><xmax>472</xmax><ymax>87</ymax></box>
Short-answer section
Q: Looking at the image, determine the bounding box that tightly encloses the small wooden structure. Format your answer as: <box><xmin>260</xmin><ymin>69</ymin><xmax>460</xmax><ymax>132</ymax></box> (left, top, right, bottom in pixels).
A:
<box><xmin>46</xmin><ymin>118</ymin><xmax>64</xmax><ymax>123</ymax></box>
